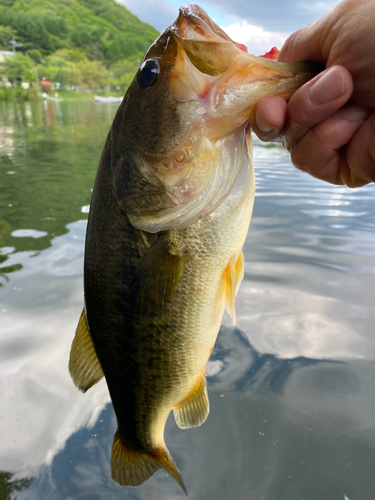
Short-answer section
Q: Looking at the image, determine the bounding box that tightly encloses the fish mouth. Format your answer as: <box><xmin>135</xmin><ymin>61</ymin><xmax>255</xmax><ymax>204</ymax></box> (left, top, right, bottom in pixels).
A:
<box><xmin>164</xmin><ymin>4</ymin><xmax>322</xmax><ymax>139</ymax></box>
<box><xmin>169</xmin><ymin>4</ymin><xmax>242</xmax><ymax>77</ymax></box>
<box><xmin>174</xmin><ymin>4</ymin><xmax>248</xmax><ymax>53</ymax></box>
<box><xmin>123</xmin><ymin>5</ymin><xmax>323</xmax><ymax>233</ymax></box>
<box><xmin>145</xmin><ymin>4</ymin><xmax>321</xmax><ymax>85</ymax></box>
<box><xmin>169</xmin><ymin>4</ymin><xmax>322</xmax><ymax>88</ymax></box>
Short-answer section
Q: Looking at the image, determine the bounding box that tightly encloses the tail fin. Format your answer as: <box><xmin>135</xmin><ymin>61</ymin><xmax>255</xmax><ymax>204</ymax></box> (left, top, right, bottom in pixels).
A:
<box><xmin>111</xmin><ymin>431</ymin><xmax>187</xmax><ymax>495</ymax></box>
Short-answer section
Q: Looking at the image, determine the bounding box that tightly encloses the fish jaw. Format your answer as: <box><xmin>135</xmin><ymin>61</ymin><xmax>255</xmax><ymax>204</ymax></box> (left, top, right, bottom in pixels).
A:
<box><xmin>112</xmin><ymin>4</ymin><xmax>322</xmax><ymax>233</ymax></box>
<box><xmin>167</xmin><ymin>4</ymin><xmax>322</xmax><ymax>139</ymax></box>
<box><xmin>139</xmin><ymin>3</ymin><xmax>323</xmax><ymax>165</ymax></box>
<box><xmin>202</xmin><ymin>53</ymin><xmax>322</xmax><ymax>140</ymax></box>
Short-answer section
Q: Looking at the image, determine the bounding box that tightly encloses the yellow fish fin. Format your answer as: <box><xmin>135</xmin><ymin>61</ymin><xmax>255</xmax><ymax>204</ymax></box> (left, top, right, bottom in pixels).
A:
<box><xmin>224</xmin><ymin>250</ymin><xmax>245</xmax><ymax>326</ymax></box>
<box><xmin>111</xmin><ymin>431</ymin><xmax>187</xmax><ymax>495</ymax></box>
<box><xmin>69</xmin><ymin>308</ymin><xmax>104</xmax><ymax>393</ymax></box>
<box><xmin>173</xmin><ymin>374</ymin><xmax>209</xmax><ymax>429</ymax></box>
<box><xmin>130</xmin><ymin>236</ymin><xmax>184</xmax><ymax>311</ymax></box>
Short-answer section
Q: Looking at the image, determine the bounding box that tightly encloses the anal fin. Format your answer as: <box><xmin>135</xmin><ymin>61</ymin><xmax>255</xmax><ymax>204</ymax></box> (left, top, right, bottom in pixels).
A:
<box><xmin>111</xmin><ymin>431</ymin><xmax>187</xmax><ymax>495</ymax></box>
<box><xmin>173</xmin><ymin>374</ymin><xmax>209</xmax><ymax>429</ymax></box>
<box><xmin>224</xmin><ymin>250</ymin><xmax>244</xmax><ymax>325</ymax></box>
<box><xmin>69</xmin><ymin>308</ymin><xmax>104</xmax><ymax>392</ymax></box>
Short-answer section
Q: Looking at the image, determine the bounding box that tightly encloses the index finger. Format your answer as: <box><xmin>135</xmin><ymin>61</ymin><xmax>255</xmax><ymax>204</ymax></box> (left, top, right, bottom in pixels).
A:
<box><xmin>281</xmin><ymin>66</ymin><xmax>353</xmax><ymax>152</ymax></box>
<box><xmin>278</xmin><ymin>23</ymin><xmax>328</xmax><ymax>64</ymax></box>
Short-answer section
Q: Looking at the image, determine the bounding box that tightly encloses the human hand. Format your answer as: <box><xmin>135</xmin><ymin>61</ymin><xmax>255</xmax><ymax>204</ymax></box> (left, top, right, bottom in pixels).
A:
<box><xmin>251</xmin><ymin>0</ymin><xmax>375</xmax><ymax>187</ymax></box>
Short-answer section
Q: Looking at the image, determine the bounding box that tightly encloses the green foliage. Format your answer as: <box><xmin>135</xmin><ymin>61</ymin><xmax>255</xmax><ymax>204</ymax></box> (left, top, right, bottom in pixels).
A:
<box><xmin>111</xmin><ymin>58</ymin><xmax>138</xmax><ymax>88</ymax></box>
<box><xmin>37</xmin><ymin>55</ymin><xmax>80</xmax><ymax>87</ymax></box>
<box><xmin>26</xmin><ymin>49</ymin><xmax>43</xmax><ymax>63</ymax></box>
<box><xmin>54</xmin><ymin>48</ymin><xmax>86</xmax><ymax>63</ymax></box>
<box><xmin>0</xmin><ymin>0</ymin><xmax>159</xmax><ymax>63</ymax></box>
<box><xmin>0</xmin><ymin>52</ymin><xmax>34</xmax><ymax>84</ymax></box>
<box><xmin>0</xmin><ymin>0</ymin><xmax>159</xmax><ymax>98</ymax></box>
<box><xmin>77</xmin><ymin>59</ymin><xmax>110</xmax><ymax>88</ymax></box>
<box><xmin>0</xmin><ymin>471</ymin><xmax>34</xmax><ymax>500</ymax></box>
<box><xmin>84</xmin><ymin>43</ymin><xmax>103</xmax><ymax>61</ymax></box>
<box><xmin>31</xmin><ymin>49</ymin><xmax>136</xmax><ymax>92</ymax></box>
<box><xmin>1</xmin><ymin>10</ymin><xmax>56</xmax><ymax>52</ymax></box>
<box><xmin>0</xmin><ymin>86</ymin><xmax>38</xmax><ymax>100</ymax></box>
<box><xmin>0</xmin><ymin>24</ymin><xmax>15</xmax><ymax>49</ymax></box>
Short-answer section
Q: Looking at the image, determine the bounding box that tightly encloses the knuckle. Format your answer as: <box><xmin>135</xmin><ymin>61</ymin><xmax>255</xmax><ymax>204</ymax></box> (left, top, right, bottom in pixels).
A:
<box><xmin>312</xmin><ymin>121</ymin><xmax>332</xmax><ymax>146</ymax></box>
<box><xmin>290</xmin><ymin>145</ymin><xmax>310</xmax><ymax>172</ymax></box>
<box><xmin>281</xmin><ymin>121</ymin><xmax>303</xmax><ymax>152</ymax></box>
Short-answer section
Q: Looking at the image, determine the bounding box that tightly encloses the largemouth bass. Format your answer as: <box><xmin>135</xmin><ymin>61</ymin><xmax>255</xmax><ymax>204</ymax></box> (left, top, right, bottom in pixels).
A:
<box><xmin>69</xmin><ymin>4</ymin><xmax>321</xmax><ymax>493</ymax></box>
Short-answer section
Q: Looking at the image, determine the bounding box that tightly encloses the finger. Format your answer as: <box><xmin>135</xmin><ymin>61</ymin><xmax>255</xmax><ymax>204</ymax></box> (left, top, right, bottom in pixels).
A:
<box><xmin>289</xmin><ymin>104</ymin><xmax>372</xmax><ymax>185</ymax></box>
<box><xmin>343</xmin><ymin>111</ymin><xmax>375</xmax><ymax>187</ymax></box>
<box><xmin>278</xmin><ymin>1</ymin><xmax>375</xmax><ymax>108</ymax></box>
<box><xmin>282</xmin><ymin>66</ymin><xmax>353</xmax><ymax>151</ymax></box>
<box><xmin>250</xmin><ymin>96</ymin><xmax>287</xmax><ymax>142</ymax></box>
<box><xmin>278</xmin><ymin>2</ymin><xmax>340</xmax><ymax>65</ymax></box>
<box><xmin>278</xmin><ymin>23</ymin><xmax>328</xmax><ymax>64</ymax></box>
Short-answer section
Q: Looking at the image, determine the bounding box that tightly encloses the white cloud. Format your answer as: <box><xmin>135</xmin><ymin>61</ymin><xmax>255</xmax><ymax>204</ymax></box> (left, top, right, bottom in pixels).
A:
<box><xmin>114</xmin><ymin>0</ymin><xmax>343</xmax><ymax>63</ymax></box>
<box><xmin>221</xmin><ymin>21</ymin><xmax>290</xmax><ymax>56</ymax></box>
<box><xmin>116</xmin><ymin>0</ymin><xmax>341</xmax><ymax>51</ymax></box>
<box><xmin>190</xmin><ymin>0</ymin><xmax>342</xmax><ymax>33</ymax></box>
<box><xmin>115</xmin><ymin>0</ymin><xmax>292</xmax><ymax>61</ymax></box>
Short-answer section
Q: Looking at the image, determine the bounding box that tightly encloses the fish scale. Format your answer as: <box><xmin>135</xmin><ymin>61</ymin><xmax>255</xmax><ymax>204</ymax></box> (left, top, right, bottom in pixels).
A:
<box><xmin>69</xmin><ymin>3</ymin><xmax>322</xmax><ymax>493</ymax></box>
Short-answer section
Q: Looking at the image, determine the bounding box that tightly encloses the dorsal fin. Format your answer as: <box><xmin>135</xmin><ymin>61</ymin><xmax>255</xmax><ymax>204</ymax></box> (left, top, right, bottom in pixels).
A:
<box><xmin>224</xmin><ymin>251</ymin><xmax>244</xmax><ymax>325</ymax></box>
<box><xmin>69</xmin><ymin>308</ymin><xmax>104</xmax><ymax>392</ymax></box>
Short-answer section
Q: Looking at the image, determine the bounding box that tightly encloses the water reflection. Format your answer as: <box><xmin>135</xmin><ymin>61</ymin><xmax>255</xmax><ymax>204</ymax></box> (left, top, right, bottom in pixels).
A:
<box><xmin>8</xmin><ymin>322</ymin><xmax>375</xmax><ymax>500</ymax></box>
<box><xmin>0</xmin><ymin>100</ymin><xmax>117</xmax><ymax>215</ymax></box>
<box><xmin>0</xmin><ymin>472</ymin><xmax>33</xmax><ymax>499</ymax></box>
<box><xmin>0</xmin><ymin>100</ymin><xmax>119</xmax><ymax>283</ymax></box>
<box><xmin>1</xmin><ymin>101</ymin><xmax>375</xmax><ymax>499</ymax></box>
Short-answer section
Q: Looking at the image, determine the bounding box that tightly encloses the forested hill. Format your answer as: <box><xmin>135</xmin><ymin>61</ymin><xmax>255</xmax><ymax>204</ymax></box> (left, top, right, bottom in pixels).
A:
<box><xmin>0</xmin><ymin>0</ymin><xmax>159</xmax><ymax>64</ymax></box>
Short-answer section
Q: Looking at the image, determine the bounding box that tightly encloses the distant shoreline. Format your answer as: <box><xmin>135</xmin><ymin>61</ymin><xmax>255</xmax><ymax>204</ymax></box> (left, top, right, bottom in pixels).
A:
<box><xmin>0</xmin><ymin>88</ymin><xmax>124</xmax><ymax>102</ymax></box>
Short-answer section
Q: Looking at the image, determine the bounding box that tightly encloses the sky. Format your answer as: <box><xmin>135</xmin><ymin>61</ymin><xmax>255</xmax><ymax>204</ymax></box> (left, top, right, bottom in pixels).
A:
<box><xmin>117</xmin><ymin>0</ymin><xmax>341</xmax><ymax>55</ymax></box>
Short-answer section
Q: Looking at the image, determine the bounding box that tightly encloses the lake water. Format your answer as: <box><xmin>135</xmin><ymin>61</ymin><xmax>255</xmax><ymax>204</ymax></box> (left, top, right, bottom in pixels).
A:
<box><xmin>1</xmin><ymin>100</ymin><xmax>375</xmax><ymax>500</ymax></box>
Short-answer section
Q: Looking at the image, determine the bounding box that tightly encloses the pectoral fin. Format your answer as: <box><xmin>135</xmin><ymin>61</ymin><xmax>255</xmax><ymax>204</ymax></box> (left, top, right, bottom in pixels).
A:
<box><xmin>173</xmin><ymin>374</ymin><xmax>209</xmax><ymax>429</ymax></box>
<box><xmin>224</xmin><ymin>251</ymin><xmax>245</xmax><ymax>325</ymax></box>
<box><xmin>69</xmin><ymin>308</ymin><xmax>104</xmax><ymax>392</ymax></box>
<box><xmin>130</xmin><ymin>235</ymin><xmax>184</xmax><ymax>311</ymax></box>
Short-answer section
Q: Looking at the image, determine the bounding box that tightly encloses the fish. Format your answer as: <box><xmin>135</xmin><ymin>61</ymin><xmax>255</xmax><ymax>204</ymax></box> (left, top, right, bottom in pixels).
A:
<box><xmin>69</xmin><ymin>4</ymin><xmax>322</xmax><ymax>494</ymax></box>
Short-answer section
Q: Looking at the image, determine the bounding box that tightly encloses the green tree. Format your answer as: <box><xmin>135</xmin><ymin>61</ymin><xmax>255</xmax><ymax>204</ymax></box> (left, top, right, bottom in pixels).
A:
<box><xmin>110</xmin><ymin>58</ymin><xmax>137</xmax><ymax>90</ymax></box>
<box><xmin>1</xmin><ymin>11</ymin><xmax>55</xmax><ymax>53</ymax></box>
<box><xmin>0</xmin><ymin>471</ymin><xmax>33</xmax><ymax>499</ymax></box>
<box><xmin>0</xmin><ymin>53</ymin><xmax>34</xmax><ymax>86</ymax></box>
<box><xmin>85</xmin><ymin>43</ymin><xmax>104</xmax><ymax>61</ymax></box>
<box><xmin>77</xmin><ymin>59</ymin><xmax>110</xmax><ymax>89</ymax></box>
<box><xmin>54</xmin><ymin>48</ymin><xmax>86</xmax><ymax>63</ymax></box>
<box><xmin>0</xmin><ymin>0</ymin><xmax>159</xmax><ymax>64</ymax></box>
<box><xmin>0</xmin><ymin>25</ymin><xmax>15</xmax><ymax>49</ymax></box>
<box><xmin>38</xmin><ymin>55</ymin><xmax>81</xmax><ymax>87</ymax></box>
<box><xmin>26</xmin><ymin>49</ymin><xmax>43</xmax><ymax>63</ymax></box>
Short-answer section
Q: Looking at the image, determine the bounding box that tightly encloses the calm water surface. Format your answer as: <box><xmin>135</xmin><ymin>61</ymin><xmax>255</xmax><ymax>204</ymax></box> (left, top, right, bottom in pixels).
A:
<box><xmin>1</xmin><ymin>100</ymin><xmax>375</xmax><ymax>500</ymax></box>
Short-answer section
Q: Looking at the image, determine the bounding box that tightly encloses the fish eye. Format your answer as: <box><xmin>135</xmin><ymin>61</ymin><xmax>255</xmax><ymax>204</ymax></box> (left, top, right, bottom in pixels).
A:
<box><xmin>136</xmin><ymin>59</ymin><xmax>160</xmax><ymax>89</ymax></box>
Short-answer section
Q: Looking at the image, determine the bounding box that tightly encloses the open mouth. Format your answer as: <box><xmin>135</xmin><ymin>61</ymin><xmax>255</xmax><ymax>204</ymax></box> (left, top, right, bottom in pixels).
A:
<box><xmin>175</xmin><ymin>4</ymin><xmax>248</xmax><ymax>52</ymax></box>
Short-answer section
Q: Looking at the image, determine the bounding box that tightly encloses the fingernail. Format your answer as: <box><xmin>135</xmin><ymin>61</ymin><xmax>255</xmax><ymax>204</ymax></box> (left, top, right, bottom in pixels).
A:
<box><xmin>342</xmin><ymin>104</ymin><xmax>372</xmax><ymax>122</ymax></box>
<box><xmin>308</xmin><ymin>67</ymin><xmax>346</xmax><ymax>105</ymax></box>
<box><xmin>255</xmin><ymin>108</ymin><xmax>275</xmax><ymax>134</ymax></box>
